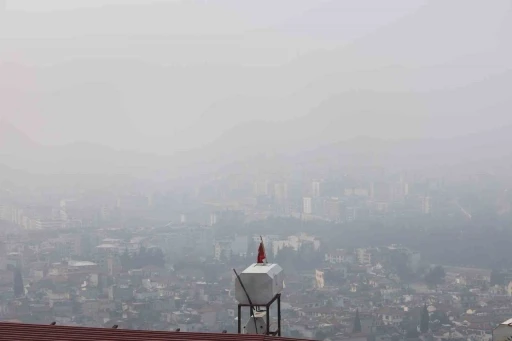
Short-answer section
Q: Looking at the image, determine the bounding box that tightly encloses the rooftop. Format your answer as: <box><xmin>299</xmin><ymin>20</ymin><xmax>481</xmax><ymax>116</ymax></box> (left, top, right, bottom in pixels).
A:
<box><xmin>0</xmin><ymin>323</ymin><xmax>309</xmax><ymax>341</ymax></box>
<box><xmin>68</xmin><ymin>260</ymin><xmax>97</xmax><ymax>267</ymax></box>
<box><xmin>96</xmin><ymin>244</ymin><xmax>117</xmax><ymax>249</ymax></box>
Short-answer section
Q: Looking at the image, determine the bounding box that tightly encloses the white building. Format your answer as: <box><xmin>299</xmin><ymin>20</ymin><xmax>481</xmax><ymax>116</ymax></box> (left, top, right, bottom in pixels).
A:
<box><xmin>210</xmin><ymin>212</ymin><xmax>218</xmax><ymax>226</ymax></box>
<box><xmin>271</xmin><ymin>233</ymin><xmax>321</xmax><ymax>256</ymax></box>
<box><xmin>30</xmin><ymin>219</ymin><xmax>66</xmax><ymax>230</ymax></box>
<box><xmin>214</xmin><ymin>241</ymin><xmax>232</xmax><ymax>261</ymax></box>
<box><xmin>312</xmin><ymin>181</ymin><xmax>321</xmax><ymax>198</ymax></box>
<box><xmin>303</xmin><ymin>197</ymin><xmax>312</xmax><ymax>214</ymax></box>
<box><xmin>325</xmin><ymin>249</ymin><xmax>354</xmax><ymax>264</ymax></box>
<box><xmin>274</xmin><ymin>183</ymin><xmax>288</xmax><ymax>206</ymax></box>
<box><xmin>345</xmin><ymin>206</ymin><xmax>358</xmax><ymax>222</ymax></box>
<box><xmin>343</xmin><ymin>188</ymin><xmax>370</xmax><ymax>197</ymax></box>
<box><xmin>377</xmin><ymin>307</ymin><xmax>405</xmax><ymax>326</ymax></box>
<box><xmin>315</xmin><ymin>269</ymin><xmax>325</xmax><ymax>289</ymax></box>
<box><xmin>421</xmin><ymin>196</ymin><xmax>431</xmax><ymax>214</ymax></box>
<box><xmin>356</xmin><ymin>248</ymin><xmax>372</xmax><ymax>265</ymax></box>
<box><xmin>253</xmin><ymin>180</ymin><xmax>269</xmax><ymax>196</ymax></box>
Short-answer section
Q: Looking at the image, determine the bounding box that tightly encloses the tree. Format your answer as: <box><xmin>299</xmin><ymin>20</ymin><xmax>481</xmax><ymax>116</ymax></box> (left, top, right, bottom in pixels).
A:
<box><xmin>121</xmin><ymin>247</ymin><xmax>166</xmax><ymax>271</ymax></box>
<box><xmin>490</xmin><ymin>269</ymin><xmax>504</xmax><ymax>286</ymax></box>
<box><xmin>353</xmin><ymin>309</ymin><xmax>362</xmax><ymax>333</ymax></box>
<box><xmin>420</xmin><ymin>304</ymin><xmax>429</xmax><ymax>333</ymax></box>
<box><xmin>315</xmin><ymin>330</ymin><xmax>327</xmax><ymax>341</ymax></box>
<box><xmin>389</xmin><ymin>252</ymin><xmax>413</xmax><ymax>282</ymax></box>
<box><xmin>150</xmin><ymin>248</ymin><xmax>165</xmax><ymax>267</ymax></box>
<box><xmin>97</xmin><ymin>275</ymin><xmax>104</xmax><ymax>293</ymax></box>
<box><xmin>13</xmin><ymin>268</ymin><xmax>24</xmax><ymax>297</ymax></box>
<box><xmin>275</xmin><ymin>246</ymin><xmax>297</xmax><ymax>272</ymax></box>
<box><xmin>120</xmin><ymin>249</ymin><xmax>131</xmax><ymax>271</ymax></box>
<box><xmin>425</xmin><ymin>265</ymin><xmax>445</xmax><ymax>288</ymax></box>
<box><xmin>406</xmin><ymin>329</ymin><xmax>420</xmax><ymax>338</ymax></box>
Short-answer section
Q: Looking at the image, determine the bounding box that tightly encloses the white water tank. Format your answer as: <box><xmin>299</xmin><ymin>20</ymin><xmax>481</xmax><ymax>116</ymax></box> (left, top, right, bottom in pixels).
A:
<box><xmin>243</xmin><ymin>312</ymin><xmax>267</xmax><ymax>334</ymax></box>
<box><xmin>235</xmin><ymin>263</ymin><xmax>284</xmax><ymax>305</ymax></box>
<box><xmin>494</xmin><ymin>318</ymin><xmax>512</xmax><ymax>341</ymax></box>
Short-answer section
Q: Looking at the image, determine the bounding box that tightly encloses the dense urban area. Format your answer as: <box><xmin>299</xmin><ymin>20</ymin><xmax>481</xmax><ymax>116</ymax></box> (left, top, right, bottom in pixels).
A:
<box><xmin>2</xmin><ymin>165</ymin><xmax>512</xmax><ymax>341</ymax></box>
<box><xmin>2</xmin><ymin>1</ymin><xmax>512</xmax><ymax>340</ymax></box>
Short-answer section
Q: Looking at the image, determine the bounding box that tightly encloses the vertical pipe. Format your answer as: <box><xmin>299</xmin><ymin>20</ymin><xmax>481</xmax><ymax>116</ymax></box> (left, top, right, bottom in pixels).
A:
<box><xmin>277</xmin><ymin>294</ymin><xmax>281</xmax><ymax>336</ymax></box>
<box><xmin>266</xmin><ymin>302</ymin><xmax>270</xmax><ymax>335</ymax></box>
<box><xmin>238</xmin><ymin>305</ymin><xmax>242</xmax><ymax>334</ymax></box>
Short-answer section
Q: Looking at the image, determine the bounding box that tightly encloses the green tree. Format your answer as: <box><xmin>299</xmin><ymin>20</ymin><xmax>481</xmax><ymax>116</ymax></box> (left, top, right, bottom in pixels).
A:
<box><xmin>420</xmin><ymin>304</ymin><xmax>429</xmax><ymax>333</ymax></box>
<box><xmin>353</xmin><ymin>309</ymin><xmax>362</xmax><ymax>333</ymax></box>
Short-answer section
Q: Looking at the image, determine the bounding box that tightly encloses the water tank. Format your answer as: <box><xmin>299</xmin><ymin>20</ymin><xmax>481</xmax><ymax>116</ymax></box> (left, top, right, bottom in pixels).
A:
<box><xmin>494</xmin><ymin>318</ymin><xmax>512</xmax><ymax>341</ymax></box>
<box><xmin>243</xmin><ymin>312</ymin><xmax>267</xmax><ymax>334</ymax></box>
<box><xmin>235</xmin><ymin>263</ymin><xmax>284</xmax><ymax>305</ymax></box>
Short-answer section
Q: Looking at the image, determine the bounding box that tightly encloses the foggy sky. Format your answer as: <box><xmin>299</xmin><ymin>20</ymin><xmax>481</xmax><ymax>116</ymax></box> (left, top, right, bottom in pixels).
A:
<box><xmin>1</xmin><ymin>0</ymin><xmax>511</xmax><ymax>155</ymax></box>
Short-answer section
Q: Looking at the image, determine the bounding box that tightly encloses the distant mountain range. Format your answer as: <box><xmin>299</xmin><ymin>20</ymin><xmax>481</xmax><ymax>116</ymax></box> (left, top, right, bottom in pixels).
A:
<box><xmin>1</xmin><ymin>0</ymin><xmax>512</xmax><ymax>183</ymax></box>
<box><xmin>1</xmin><ymin>0</ymin><xmax>511</xmax><ymax>153</ymax></box>
<box><xmin>3</xmin><ymin>115</ymin><xmax>512</xmax><ymax>184</ymax></box>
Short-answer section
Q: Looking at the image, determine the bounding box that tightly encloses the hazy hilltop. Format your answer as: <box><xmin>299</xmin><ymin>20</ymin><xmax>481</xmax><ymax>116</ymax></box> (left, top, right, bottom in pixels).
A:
<box><xmin>0</xmin><ymin>119</ymin><xmax>163</xmax><ymax>177</ymax></box>
<box><xmin>1</xmin><ymin>0</ymin><xmax>512</xmax><ymax>179</ymax></box>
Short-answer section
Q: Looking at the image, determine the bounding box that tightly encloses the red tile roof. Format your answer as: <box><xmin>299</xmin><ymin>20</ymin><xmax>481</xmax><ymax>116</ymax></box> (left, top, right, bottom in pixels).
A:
<box><xmin>0</xmin><ymin>322</ymin><xmax>310</xmax><ymax>341</ymax></box>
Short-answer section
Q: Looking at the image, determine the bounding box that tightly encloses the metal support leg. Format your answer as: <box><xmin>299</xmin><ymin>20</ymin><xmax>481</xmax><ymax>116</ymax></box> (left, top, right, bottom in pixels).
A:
<box><xmin>266</xmin><ymin>303</ymin><xmax>270</xmax><ymax>335</ymax></box>
<box><xmin>277</xmin><ymin>294</ymin><xmax>281</xmax><ymax>337</ymax></box>
<box><xmin>238</xmin><ymin>305</ymin><xmax>242</xmax><ymax>334</ymax></box>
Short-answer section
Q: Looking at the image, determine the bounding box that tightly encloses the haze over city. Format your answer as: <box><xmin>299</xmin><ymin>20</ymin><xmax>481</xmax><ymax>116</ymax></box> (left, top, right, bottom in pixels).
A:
<box><xmin>1</xmin><ymin>0</ymin><xmax>511</xmax><ymax>155</ymax></box>
<box><xmin>1</xmin><ymin>1</ymin><xmax>512</xmax><ymax>340</ymax></box>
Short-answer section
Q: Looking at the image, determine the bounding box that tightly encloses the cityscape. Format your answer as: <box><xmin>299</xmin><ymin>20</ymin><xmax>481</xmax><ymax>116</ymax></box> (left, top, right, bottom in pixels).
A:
<box><xmin>2</xmin><ymin>0</ymin><xmax>512</xmax><ymax>341</ymax></box>
<box><xmin>2</xmin><ymin>162</ymin><xmax>512</xmax><ymax>341</ymax></box>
